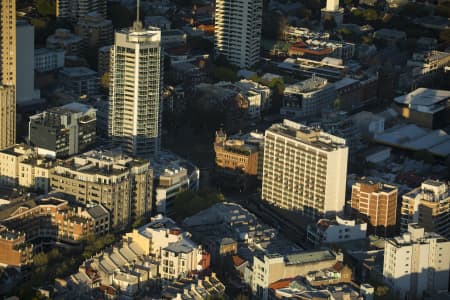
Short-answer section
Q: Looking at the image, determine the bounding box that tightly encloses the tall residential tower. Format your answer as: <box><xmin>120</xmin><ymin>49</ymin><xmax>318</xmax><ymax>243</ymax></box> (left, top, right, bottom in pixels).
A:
<box><xmin>0</xmin><ymin>0</ymin><xmax>16</xmax><ymax>149</ymax></box>
<box><xmin>108</xmin><ymin>17</ymin><xmax>163</xmax><ymax>158</ymax></box>
<box><xmin>215</xmin><ymin>0</ymin><xmax>262</xmax><ymax>68</ymax></box>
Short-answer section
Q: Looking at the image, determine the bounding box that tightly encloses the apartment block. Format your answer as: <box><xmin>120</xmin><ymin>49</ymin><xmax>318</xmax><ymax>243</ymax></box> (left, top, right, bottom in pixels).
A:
<box><xmin>75</xmin><ymin>12</ymin><xmax>113</xmax><ymax>52</ymax></box>
<box><xmin>0</xmin><ymin>144</ymin><xmax>53</xmax><ymax>192</ymax></box>
<box><xmin>401</xmin><ymin>180</ymin><xmax>449</xmax><ymax>239</ymax></box>
<box><xmin>0</xmin><ymin>195</ymin><xmax>109</xmax><ymax>246</ymax></box>
<box><xmin>281</xmin><ymin>75</ymin><xmax>336</xmax><ymax>120</ymax></box>
<box><xmin>50</xmin><ymin>149</ymin><xmax>153</xmax><ymax>229</ymax></box>
<box><xmin>29</xmin><ymin>102</ymin><xmax>96</xmax><ymax>158</ymax></box>
<box><xmin>98</xmin><ymin>45</ymin><xmax>112</xmax><ymax>76</ymax></box>
<box><xmin>351</xmin><ymin>179</ymin><xmax>398</xmax><ymax>237</ymax></box>
<box><xmin>57</xmin><ymin>0</ymin><xmax>107</xmax><ymax>22</ymax></box>
<box><xmin>46</xmin><ymin>29</ymin><xmax>83</xmax><ymax>56</ymax></box>
<box><xmin>262</xmin><ymin>120</ymin><xmax>348</xmax><ymax>219</ymax></box>
<box><xmin>108</xmin><ymin>21</ymin><xmax>163</xmax><ymax>159</ymax></box>
<box><xmin>383</xmin><ymin>224</ymin><xmax>450</xmax><ymax>300</ymax></box>
<box><xmin>215</xmin><ymin>0</ymin><xmax>263</xmax><ymax>68</ymax></box>
<box><xmin>35</xmin><ymin>48</ymin><xmax>65</xmax><ymax>73</ymax></box>
<box><xmin>0</xmin><ymin>226</ymin><xmax>33</xmax><ymax>269</ymax></box>
<box><xmin>59</xmin><ymin>67</ymin><xmax>99</xmax><ymax>98</ymax></box>
<box><xmin>123</xmin><ymin>215</ymin><xmax>209</xmax><ymax>280</ymax></box>
<box><xmin>160</xmin><ymin>239</ymin><xmax>207</xmax><ymax>280</ymax></box>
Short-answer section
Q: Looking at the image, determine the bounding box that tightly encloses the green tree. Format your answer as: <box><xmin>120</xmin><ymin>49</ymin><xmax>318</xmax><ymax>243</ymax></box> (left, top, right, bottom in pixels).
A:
<box><xmin>268</xmin><ymin>77</ymin><xmax>285</xmax><ymax>95</ymax></box>
<box><xmin>375</xmin><ymin>285</ymin><xmax>390</xmax><ymax>298</ymax></box>
<box><xmin>172</xmin><ymin>189</ymin><xmax>225</xmax><ymax>220</ymax></box>
<box><xmin>213</xmin><ymin>67</ymin><xmax>238</xmax><ymax>82</ymax></box>
<box><xmin>36</xmin><ymin>0</ymin><xmax>56</xmax><ymax>17</ymax></box>
<box><xmin>33</xmin><ymin>252</ymin><xmax>48</xmax><ymax>267</ymax></box>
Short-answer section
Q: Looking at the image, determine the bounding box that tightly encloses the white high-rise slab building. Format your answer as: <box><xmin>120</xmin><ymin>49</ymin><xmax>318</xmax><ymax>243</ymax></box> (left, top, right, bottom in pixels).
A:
<box><xmin>383</xmin><ymin>224</ymin><xmax>450</xmax><ymax>300</ymax></box>
<box><xmin>321</xmin><ymin>0</ymin><xmax>344</xmax><ymax>26</ymax></box>
<box><xmin>262</xmin><ymin>120</ymin><xmax>348</xmax><ymax>219</ymax></box>
<box><xmin>215</xmin><ymin>0</ymin><xmax>262</xmax><ymax>68</ymax></box>
<box><xmin>108</xmin><ymin>16</ymin><xmax>162</xmax><ymax>158</ymax></box>
<box><xmin>16</xmin><ymin>20</ymin><xmax>40</xmax><ymax>105</ymax></box>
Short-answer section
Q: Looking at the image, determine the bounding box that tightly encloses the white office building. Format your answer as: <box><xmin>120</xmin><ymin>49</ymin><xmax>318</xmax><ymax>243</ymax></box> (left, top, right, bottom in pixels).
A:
<box><xmin>108</xmin><ymin>19</ymin><xmax>163</xmax><ymax>159</ymax></box>
<box><xmin>215</xmin><ymin>0</ymin><xmax>262</xmax><ymax>68</ymax></box>
<box><xmin>321</xmin><ymin>0</ymin><xmax>344</xmax><ymax>26</ymax></box>
<box><xmin>383</xmin><ymin>224</ymin><xmax>450</xmax><ymax>300</ymax></box>
<box><xmin>262</xmin><ymin>120</ymin><xmax>348</xmax><ymax>219</ymax></box>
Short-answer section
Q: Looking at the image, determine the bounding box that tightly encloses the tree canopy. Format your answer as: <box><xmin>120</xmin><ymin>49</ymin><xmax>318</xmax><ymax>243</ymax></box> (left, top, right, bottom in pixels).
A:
<box><xmin>172</xmin><ymin>189</ymin><xmax>225</xmax><ymax>220</ymax></box>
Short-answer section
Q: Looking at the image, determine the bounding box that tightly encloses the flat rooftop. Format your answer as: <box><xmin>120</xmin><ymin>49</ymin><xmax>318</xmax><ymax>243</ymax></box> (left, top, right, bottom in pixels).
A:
<box><xmin>394</xmin><ymin>88</ymin><xmax>450</xmax><ymax>107</ymax></box>
<box><xmin>285</xmin><ymin>249</ymin><xmax>335</xmax><ymax>265</ymax></box>
<box><xmin>267</xmin><ymin>119</ymin><xmax>347</xmax><ymax>152</ymax></box>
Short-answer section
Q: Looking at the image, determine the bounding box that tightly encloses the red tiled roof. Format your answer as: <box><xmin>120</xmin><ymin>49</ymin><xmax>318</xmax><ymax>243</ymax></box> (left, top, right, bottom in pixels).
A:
<box><xmin>268</xmin><ymin>278</ymin><xmax>296</xmax><ymax>290</ymax></box>
<box><xmin>232</xmin><ymin>255</ymin><xmax>246</xmax><ymax>267</ymax></box>
<box><xmin>333</xmin><ymin>261</ymin><xmax>344</xmax><ymax>271</ymax></box>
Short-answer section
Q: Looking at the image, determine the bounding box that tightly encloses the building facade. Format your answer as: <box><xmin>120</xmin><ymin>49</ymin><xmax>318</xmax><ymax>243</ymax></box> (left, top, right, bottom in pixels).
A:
<box><xmin>252</xmin><ymin>250</ymin><xmax>341</xmax><ymax>300</ymax></box>
<box><xmin>153</xmin><ymin>154</ymin><xmax>200</xmax><ymax>216</ymax></box>
<box><xmin>0</xmin><ymin>226</ymin><xmax>33</xmax><ymax>269</ymax></box>
<box><xmin>383</xmin><ymin>224</ymin><xmax>450</xmax><ymax>300</ymax></box>
<box><xmin>108</xmin><ymin>21</ymin><xmax>163</xmax><ymax>159</ymax></box>
<box><xmin>281</xmin><ymin>76</ymin><xmax>336</xmax><ymax>120</ymax></box>
<box><xmin>307</xmin><ymin>215</ymin><xmax>367</xmax><ymax>247</ymax></box>
<box><xmin>56</xmin><ymin>0</ymin><xmax>107</xmax><ymax>22</ymax></box>
<box><xmin>214</xmin><ymin>129</ymin><xmax>261</xmax><ymax>176</ymax></box>
<box><xmin>16</xmin><ymin>20</ymin><xmax>40</xmax><ymax>105</ymax></box>
<box><xmin>35</xmin><ymin>48</ymin><xmax>65</xmax><ymax>73</ymax></box>
<box><xmin>98</xmin><ymin>45</ymin><xmax>112</xmax><ymax>76</ymax></box>
<box><xmin>50</xmin><ymin>149</ymin><xmax>153</xmax><ymax>229</ymax></box>
<box><xmin>0</xmin><ymin>0</ymin><xmax>16</xmax><ymax>149</ymax></box>
<box><xmin>262</xmin><ymin>120</ymin><xmax>348</xmax><ymax>219</ymax></box>
<box><xmin>75</xmin><ymin>12</ymin><xmax>113</xmax><ymax>52</ymax></box>
<box><xmin>59</xmin><ymin>67</ymin><xmax>99</xmax><ymax>98</ymax></box>
<box><xmin>0</xmin><ymin>144</ymin><xmax>53</xmax><ymax>192</ymax></box>
<box><xmin>46</xmin><ymin>29</ymin><xmax>83</xmax><ymax>56</ymax></box>
<box><xmin>29</xmin><ymin>102</ymin><xmax>96</xmax><ymax>158</ymax></box>
<box><xmin>401</xmin><ymin>180</ymin><xmax>449</xmax><ymax>239</ymax></box>
<box><xmin>215</xmin><ymin>0</ymin><xmax>262</xmax><ymax>68</ymax></box>
<box><xmin>351</xmin><ymin>179</ymin><xmax>398</xmax><ymax>237</ymax></box>
<box><xmin>0</xmin><ymin>196</ymin><xmax>108</xmax><ymax>245</ymax></box>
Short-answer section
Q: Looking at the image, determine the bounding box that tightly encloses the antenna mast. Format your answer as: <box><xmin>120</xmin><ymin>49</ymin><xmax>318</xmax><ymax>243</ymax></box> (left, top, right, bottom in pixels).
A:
<box><xmin>133</xmin><ymin>0</ymin><xmax>143</xmax><ymax>31</ymax></box>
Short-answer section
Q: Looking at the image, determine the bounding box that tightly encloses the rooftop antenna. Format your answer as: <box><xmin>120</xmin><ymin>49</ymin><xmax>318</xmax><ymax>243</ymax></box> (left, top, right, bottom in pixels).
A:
<box><xmin>133</xmin><ymin>0</ymin><xmax>143</xmax><ymax>31</ymax></box>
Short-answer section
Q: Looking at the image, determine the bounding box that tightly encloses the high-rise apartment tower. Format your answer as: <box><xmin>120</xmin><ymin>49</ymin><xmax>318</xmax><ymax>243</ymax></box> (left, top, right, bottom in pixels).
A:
<box><xmin>0</xmin><ymin>0</ymin><xmax>16</xmax><ymax>149</ymax></box>
<box><xmin>214</xmin><ymin>0</ymin><xmax>262</xmax><ymax>68</ymax></box>
<box><xmin>108</xmin><ymin>14</ymin><xmax>163</xmax><ymax>159</ymax></box>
